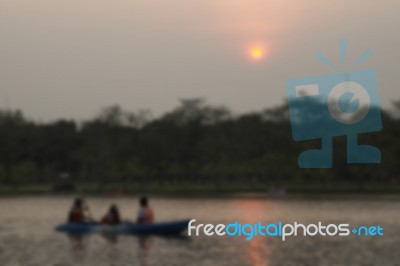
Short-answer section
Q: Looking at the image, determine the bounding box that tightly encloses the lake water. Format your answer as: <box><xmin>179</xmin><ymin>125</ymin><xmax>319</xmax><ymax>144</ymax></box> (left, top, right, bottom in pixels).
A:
<box><xmin>0</xmin><ymin>196</ymin><xmax>399</xmax><ymax>266</ymax></box>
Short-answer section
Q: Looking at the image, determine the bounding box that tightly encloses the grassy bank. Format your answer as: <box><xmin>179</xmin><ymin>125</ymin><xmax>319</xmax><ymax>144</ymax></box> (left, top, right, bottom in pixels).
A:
<box><xmin>2</xmin><ymin>182</ymin><xmax>400</xmax><ymax>196</ymax></box>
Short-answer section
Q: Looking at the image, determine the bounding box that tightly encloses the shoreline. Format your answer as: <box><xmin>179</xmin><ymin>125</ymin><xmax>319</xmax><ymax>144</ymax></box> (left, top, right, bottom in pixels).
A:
<box><xmin>1</xmin><ymin>190</ymin><xmax>400</xmax><ymax>201</ymax></box>
<box><xmin>2</xmin><ymin>182</ymin><xmax>400</xmax><ymax>200</ymax></box>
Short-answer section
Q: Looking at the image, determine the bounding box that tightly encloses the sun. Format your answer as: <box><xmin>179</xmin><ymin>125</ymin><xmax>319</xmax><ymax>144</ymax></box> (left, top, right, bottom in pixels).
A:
<box><xmin>248</xmin><ymin>46</ymin><xmax>265</xmax><ymax>61</ymax></box>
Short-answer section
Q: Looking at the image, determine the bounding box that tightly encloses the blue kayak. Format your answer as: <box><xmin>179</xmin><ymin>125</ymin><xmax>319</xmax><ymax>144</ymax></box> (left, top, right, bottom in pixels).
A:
<box><xmin>55</xmin><ymin>219</ymin><xmax>190</xmax><ymax>235</ymax></box>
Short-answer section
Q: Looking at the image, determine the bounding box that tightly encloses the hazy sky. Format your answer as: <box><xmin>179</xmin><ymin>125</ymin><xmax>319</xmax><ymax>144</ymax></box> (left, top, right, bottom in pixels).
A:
<box><xmin>1</xmin><ymin>0</ymin><xmax>399</xmax><ymax>121</ymax></box>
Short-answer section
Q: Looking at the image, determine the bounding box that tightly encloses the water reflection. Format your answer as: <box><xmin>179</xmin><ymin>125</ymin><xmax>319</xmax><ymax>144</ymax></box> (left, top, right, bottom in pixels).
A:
<box><xmin>247</xmin><ymin>236</ymin><xmax>268</xmax><ymax>266</ymax></box>
<box><xmin>236</xmin><ymin>200</ymin><xmax>270</xmax><ymax>266</ymax></box>
<box><xmin>65</xmin><ymin>234</ymin><xmax>170</xmax><ymax>266</ymax></box>
<box><xmin>138</xmin><ymin>236</ymin><xmax>152</xmax><ymax>266</ymax></box>
<box><xmin>68</xmin><ymin>234</ymin><xmax>86</xmax><ymax>248</ymax></box>
<box><xmin>68</xmin><ymin>234</ymin><xmax>88</xmax><ymax>262</ymax></box>
<box><xmin>101</xmin><ymin>232</ymin><xmax>119</xmax><ymax>244</ymax></box>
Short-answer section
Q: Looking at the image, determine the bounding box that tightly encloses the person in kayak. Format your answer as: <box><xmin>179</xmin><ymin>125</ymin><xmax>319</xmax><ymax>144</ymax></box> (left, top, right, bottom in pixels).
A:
<box><xmin>101</xmin><ymin>204</ymin><xmax>121</xmax><ymax>225</ymax></box>
<box><xmin>137</xmin><ymin>196</ymin><xmax>154</xmax><ymax>224</ymax></box>
<box><xmin>68</xmin><ymin>197</ymin><xmax>91</xmax><ymax>223</ymax></box>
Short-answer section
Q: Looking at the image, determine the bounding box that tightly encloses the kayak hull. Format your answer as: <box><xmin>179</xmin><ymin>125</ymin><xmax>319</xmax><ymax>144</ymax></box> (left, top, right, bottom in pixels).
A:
<box><xmin>55</xmin><ymin>220</ymin><xmax>190</xmax><ymax>235</ymax></box>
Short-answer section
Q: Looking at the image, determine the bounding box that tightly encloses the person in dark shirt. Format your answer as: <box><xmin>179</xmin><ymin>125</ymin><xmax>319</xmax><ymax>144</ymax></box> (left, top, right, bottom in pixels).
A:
<box><xmin>68</xmin><ymin>197</ymin><xmax>90</xmax><ymax>223</ymax></box>
<box><xmin>101</xmin><ymin>204</ymin><xmax>121</xmax><ymax>225</ymax></box>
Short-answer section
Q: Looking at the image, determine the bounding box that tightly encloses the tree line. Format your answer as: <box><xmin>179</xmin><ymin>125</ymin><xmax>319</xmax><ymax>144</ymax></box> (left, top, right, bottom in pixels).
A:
<box><xmin>0</xmin><ymin>98</ymin><xmax>399</xmax><ymax>190</ymax></box>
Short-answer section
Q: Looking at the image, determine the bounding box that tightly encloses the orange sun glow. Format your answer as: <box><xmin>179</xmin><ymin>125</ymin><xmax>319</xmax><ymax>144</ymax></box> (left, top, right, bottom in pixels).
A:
<box><xmin>248</xmin><ymin>46</ymin><xmax>265</xmax><ymax>61</ymax></box>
